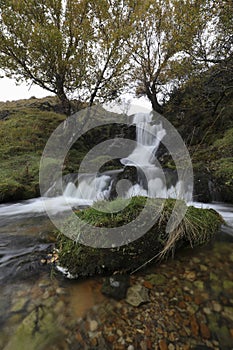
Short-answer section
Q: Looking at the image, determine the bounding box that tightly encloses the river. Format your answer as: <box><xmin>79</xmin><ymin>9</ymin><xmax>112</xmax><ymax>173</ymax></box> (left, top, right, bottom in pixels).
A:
<box><xmin>0</xmin><ymin>197</ymin><xmax>232</xmax><ymax>349</ymax></box>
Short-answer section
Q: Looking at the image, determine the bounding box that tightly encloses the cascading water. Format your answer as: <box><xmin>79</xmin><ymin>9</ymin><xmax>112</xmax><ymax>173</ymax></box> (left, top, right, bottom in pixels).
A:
<box><xmin>64</xmin><ymin>174</ymin><xmax>112</xmax><ymax>201</ymax></box>
<box><xmin>120</xmin><ymin>113</ymin><xmax>190</xmax><ymax>200</ymax></box>
<box><xmin>62</xmin><ymin>112</ymin><xmax>191</xmax><ymax>202</ymax></box>
<box><xmin>121</xmin><ymin>113</ymin><xmax>166</xmax><ymax>166</ymax></box>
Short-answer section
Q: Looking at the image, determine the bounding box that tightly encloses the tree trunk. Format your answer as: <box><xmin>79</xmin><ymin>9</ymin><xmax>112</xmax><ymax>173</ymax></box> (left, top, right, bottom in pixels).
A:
<box><xmin>144</xmin><ymin>83</ymin><xmax>163</xmax><ymax>114</ymax></box>
<box><xmin>56</xmin><ymin>75</ymin><xmax>71</xmax><ymax>116</ymax></box>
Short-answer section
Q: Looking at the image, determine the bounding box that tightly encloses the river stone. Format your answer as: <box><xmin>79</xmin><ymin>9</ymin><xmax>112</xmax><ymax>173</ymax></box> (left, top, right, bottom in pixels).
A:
<box><xmin>126</xmin><ymin>284</ymin><xmax>150</xmax><ymax>307</ymax></box>
<box><xmin>11</xmin><ymin>297</ymin><xmax>28</xmax><ymax>313</ymax></box>
<box><xmin>4</xmin><ymin>306</ymin><xmax>59</xmax><ymax>350</ymax></box>
<box><xmin>145</xmin><ymin>273</ymin><xmax>167</xmax><ymax>286</ymax></box>
<box><xmin>101</xmin><ymin>274</ymin><xmax>130</xmax><ymax>300</ymax></box>
<box><xmin>89</xmin><ymin>319</ymin><xmax>98</xmax><ymax>332</ymax></box>
<box><xmin>223</xmin><ymin>280</ymin><xmax>233</xmax><ymax>290</ymax></box>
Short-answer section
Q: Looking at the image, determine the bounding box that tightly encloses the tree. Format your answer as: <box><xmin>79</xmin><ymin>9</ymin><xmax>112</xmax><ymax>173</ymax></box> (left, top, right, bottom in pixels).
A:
<box><xmin>0</xmin><ymin>0</ymin><xmax>139</xmax><ymax>114</ymax></box>
<box><xmin>129</xmin><ymin>0</ymin><xmax>229</xmax><ymax>113</ymax></box>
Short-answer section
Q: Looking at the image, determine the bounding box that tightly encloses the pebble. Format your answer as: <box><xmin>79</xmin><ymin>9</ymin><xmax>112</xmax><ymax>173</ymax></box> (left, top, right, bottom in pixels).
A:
<box><xmin>117</xmin><ymin>329</ymin><xmax>123</xmax><ymax>337</ymax></box>
<box><xmin>56</xmin><ymin>287</ymin><xmax>66</xmax><ymax>295</ymax></box>
<box><xmin>212</xmin><ymin>302</ymin><xmax>222</xmax><ymax>312</ymax></box>
<box><xmin>200</xmin><ymin>323</ymin><xmax>210</xmax><ymax>339</ymax></box>
<box><xmin>159</xmin><ymin>339</ymin><xmax>168</xmax><ymax>350</ymax></box>
<box><xmin>127</xmin><ymin>346</ymin><xmax>134</xmax><ymax>350</ymax></box>
<box><xmin>168</xmin><ymin>344</ymin><xmax>175</xmax><ymax>350</ymax></box>
<box><xmin>89</xmin><ymin>320</ymin><xmax>98</xmax><ymax>332</ymax></box>
<box><xmin>184</xmin><ymin>271</ymin><xmax>196</xmax><ymax>281</ymax></box>
<box><xmin>203</xmin><ymin>307</ymin><xmax>211</xmax><ymax>315</ymax></box>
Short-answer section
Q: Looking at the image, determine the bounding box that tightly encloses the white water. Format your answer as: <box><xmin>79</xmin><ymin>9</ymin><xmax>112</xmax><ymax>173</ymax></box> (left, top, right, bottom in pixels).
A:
<box><xmin>64</xmin><ymin>174</ymin><xmax>111</xmax><ymax>201</ymax></box>
<box><xmin>121</xmin><ymin>113</ymin><xmax>191</xmax><ymax>201</ymax></box>
<box><xmin>121</xmin><ymin>113</ymin><xmax>166</xmax><ymax>166</ymax></box>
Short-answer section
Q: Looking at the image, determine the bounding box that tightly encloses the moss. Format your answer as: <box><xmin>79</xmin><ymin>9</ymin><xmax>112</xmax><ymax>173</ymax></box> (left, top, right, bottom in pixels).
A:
<box><xmin>212</xmin><ymin>128</ymin><xmax>233</xmax><ymax>158</ymax></box>
<box><xmin>0</xmin><ymin>109</ymin><xmax>66</xmax><ymax>202</ymax></box>
<box><xmin>56</xmin><ymin>196</ymin><xmax>223</xmax><ymax>277</ymax></box>
<box><xmin>4</xmin><ymin>306</ymin><xmax>60</xmax><ymax>350</ymax></box>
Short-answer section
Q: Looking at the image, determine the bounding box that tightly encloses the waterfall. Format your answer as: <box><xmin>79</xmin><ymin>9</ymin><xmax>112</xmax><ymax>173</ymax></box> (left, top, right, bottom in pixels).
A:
<box><xmin>121</xmin><ymin>113</ymin><xmax>166</xmax><ymax>166</ymax></box>
<box><xmin>61</xmin><ymin>112</ymin><xmax>191</xmax><ymax>202</ymax></box>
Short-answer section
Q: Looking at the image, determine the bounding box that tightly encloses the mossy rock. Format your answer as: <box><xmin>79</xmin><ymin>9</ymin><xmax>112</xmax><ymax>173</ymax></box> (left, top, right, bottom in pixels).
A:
<box><xmin>56</xmin><ymin>196</ymin><xmax>223</xmax><ymax>277</ymax></box>
<box><xmin>4</xmin><ymin>306</ymin><xmax>60</xmax><ymax>350</ymax></box>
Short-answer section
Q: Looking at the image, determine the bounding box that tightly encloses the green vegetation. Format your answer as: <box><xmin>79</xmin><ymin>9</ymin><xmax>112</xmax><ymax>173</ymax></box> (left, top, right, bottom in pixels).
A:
<box><xmin>0</xmin><ymin>97</ymin><xmax>66</xmax><ymax>202</ymax></box>
<box><xmin>164</xmin><ymin>57</ymin><xmax>233</xmax><ymax>203</ymax></box>
<box><xmin>0</xmin><ymin>98</ymin><xmax>132</xmax><ymax>202</ymax></box>
<box><xmin>57</xmin><ymin>197</ymin><xmax>224</xmax><ymax>277</ymax></box>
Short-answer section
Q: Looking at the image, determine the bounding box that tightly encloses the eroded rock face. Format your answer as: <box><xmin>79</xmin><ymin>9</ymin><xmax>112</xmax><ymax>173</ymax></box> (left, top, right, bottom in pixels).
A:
<box><xmin>193</xmin><ymin>172</ymin><xmax>212</xmax><ymax>203</ymax></box>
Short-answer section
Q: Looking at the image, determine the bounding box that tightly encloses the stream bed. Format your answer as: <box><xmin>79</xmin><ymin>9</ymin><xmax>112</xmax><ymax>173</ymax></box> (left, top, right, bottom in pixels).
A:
<box><xmin>0</xmin><ymin>200</ymin><xmax>232</xmax><ymax>349</ymax></box>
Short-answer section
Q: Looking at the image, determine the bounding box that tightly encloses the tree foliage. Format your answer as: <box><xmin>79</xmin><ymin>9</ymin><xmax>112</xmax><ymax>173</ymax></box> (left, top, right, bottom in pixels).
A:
<box><xmin>129</xmin><ymin>0</ymin><xmax>232</xmax><ymax>112</ymax></box>
<box><xmin>0</xmin><ymin>0</ymin><xmax>232</xmax><ymax>114</ymax></box>
<box><xmin>0</xmin><ymin>0</ymin><xmax>139</xmax><ymax>114</ymax></box>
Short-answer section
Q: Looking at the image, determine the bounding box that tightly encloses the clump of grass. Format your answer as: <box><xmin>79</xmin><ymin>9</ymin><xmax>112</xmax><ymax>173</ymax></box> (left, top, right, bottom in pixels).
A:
<box><xmin>56</xmin><ymin>196</ymin><xmax>223</xmax><ymax>277</ymax></box>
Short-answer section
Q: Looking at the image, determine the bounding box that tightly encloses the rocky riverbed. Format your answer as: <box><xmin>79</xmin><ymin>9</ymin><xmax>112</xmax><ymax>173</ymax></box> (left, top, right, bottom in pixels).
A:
<box><xmin>1</xmin><ymin>231</ymin><xmax>232</xmax><ymax>350</ymax></box>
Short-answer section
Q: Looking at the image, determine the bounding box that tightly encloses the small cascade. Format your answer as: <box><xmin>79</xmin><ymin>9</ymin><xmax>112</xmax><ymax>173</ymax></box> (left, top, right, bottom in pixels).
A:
<box><xmin>121</xmin><ymin>113</ymin><xmax>166</xmax><ymax>166</ymax></box>
<box><xmin>63</xmin><ymin>174</ymin><xmax>112</xmax><ymax>202</ymax></box>
<box><xmin>121</xmin><ymin>112</ymin><xmax>187</xmax><ymax>200</ymax></box>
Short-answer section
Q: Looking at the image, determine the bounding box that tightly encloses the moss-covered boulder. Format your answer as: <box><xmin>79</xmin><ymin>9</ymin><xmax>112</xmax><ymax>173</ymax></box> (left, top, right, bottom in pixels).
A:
<box><xmin>56</xmin><ymin>196</ymin><xmax>224</xmax><ymax>277</ymax></box>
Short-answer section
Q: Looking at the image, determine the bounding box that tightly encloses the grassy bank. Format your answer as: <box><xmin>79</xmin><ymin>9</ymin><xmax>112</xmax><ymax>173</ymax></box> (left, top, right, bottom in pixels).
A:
<box><xmin>0</xmin><ymin>97</ymin><xmax>66</xmax><ymax>202</ymax></box>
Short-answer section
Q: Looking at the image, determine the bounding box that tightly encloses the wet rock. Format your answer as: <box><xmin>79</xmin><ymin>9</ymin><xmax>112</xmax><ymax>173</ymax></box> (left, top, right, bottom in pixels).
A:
<box><xmin>200</xmin><ymin>323</ymin><xmax>210</xmax><ymax>339</ymax></box>
<box><xmin>212</xmin><ymin>302</ymin><xmax>221</xmax><ymax>312</ymax></box>
<box><xmin>11</xmin><ymin>297</ymin><xmax>28</xmax><ymax>313</ymax></box>
<box><xmin>126</xmin><ymin>284</ymin><xmax>149</xmax><ymax>307</ymax></box>
<box><xmin>159</xmin><ymin>339</ymin><xmax>168</xmax><ymax>350</ymax></box>
<box><xmin>89</xmin><ymin>320</ymin><xmax>98</xmax><ymax>332</ymax></box>
<box><xmin>102</xmin><ymin>274</ymin><xmax>130</xmax><ymax>300</ymax></box>
<box><xmin>145</xmin><ymin>273</ymin><xmax>167</xmax><ymax>286</ymax></box>
<box><xmin>223</xmin><ymin>280</ymin><xmax>233</xmax><ymax>290</ymax></box>
<box><xmin>218</xmin><ymin>325</ymin><xmax>233</xmax><ymax>348</ymax></box>
<box><xmin>184</xmin><ymin>271</ymin><xmax>196</xmax><ymax>281</ymax></box>
<box><xmin>193</xmin><ymin>280</ymin><xmax>204</xmax><ymax>290</ymax></box>
<box><xmin>4</xmin><ymin>306</ymin><xmax>59</xmax><ymax>350</ymax></box>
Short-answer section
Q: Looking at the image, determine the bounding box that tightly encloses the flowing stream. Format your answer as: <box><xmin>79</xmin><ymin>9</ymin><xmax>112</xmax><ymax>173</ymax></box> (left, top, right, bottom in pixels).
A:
<box><xmin>0</xmin><ymin>112</ymin><xmax>233</xmax><ymax>348</ymax></box>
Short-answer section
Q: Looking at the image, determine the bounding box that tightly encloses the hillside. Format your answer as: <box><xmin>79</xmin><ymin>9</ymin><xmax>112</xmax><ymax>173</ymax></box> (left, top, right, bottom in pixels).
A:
<box><xmin>165</xmin><ymin>58</ymin><xmax>233</xmax><ymax>203</ymax></box>
<box><xmin>0</xmin><ymin>75</ymin><xmax>232</xmax><ymax>204</ymax></box>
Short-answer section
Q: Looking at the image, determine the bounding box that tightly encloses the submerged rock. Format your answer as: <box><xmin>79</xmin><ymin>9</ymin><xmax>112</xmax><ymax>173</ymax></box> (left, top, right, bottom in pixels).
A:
<box><xmin>126</xmin><ymin>284</ymin><xmax>149</xmax><ymax>307</ymax></box>
<box><xmin>4</xmin><ymin>306</ymin><xmax>60</xmax><ymax>350</ymax></box>
<box><xmin>102</xmin><ymin>274</ymin><xmax>130</xmax><ymax>300</ymax></box>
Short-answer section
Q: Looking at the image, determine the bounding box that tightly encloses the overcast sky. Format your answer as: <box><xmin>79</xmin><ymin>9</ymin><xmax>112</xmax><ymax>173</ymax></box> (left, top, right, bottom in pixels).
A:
<box><xmin>0</xmin><ymin>77</ymin><xmax>54</xmax><ymax>102</ymax></box>
<box><xmin>0</xmin><ymin>77</ymin><xmax>151</xmax><ymax>114</ymax></box>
